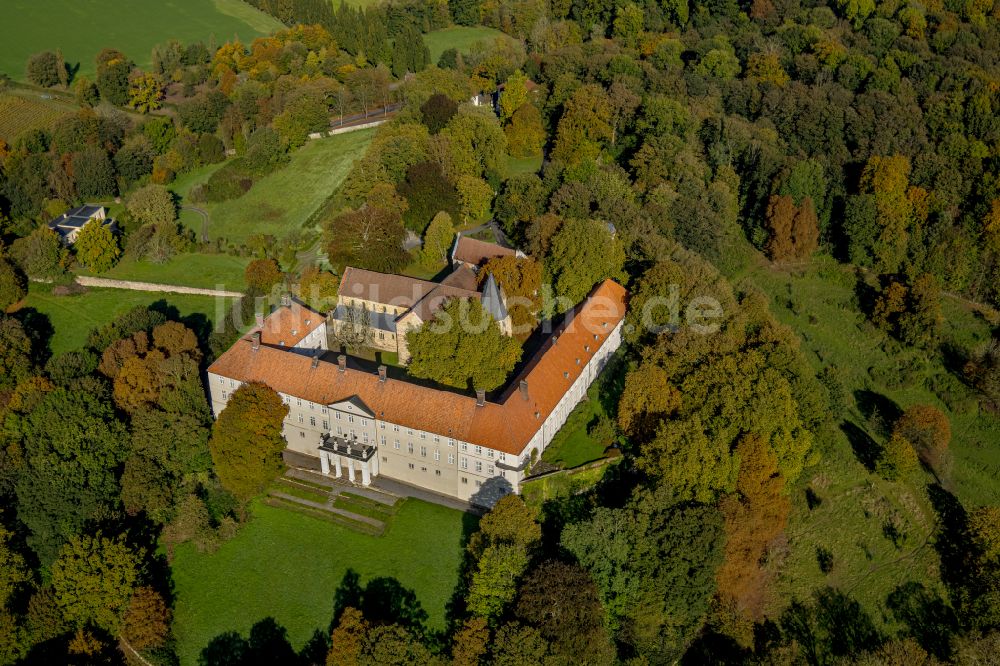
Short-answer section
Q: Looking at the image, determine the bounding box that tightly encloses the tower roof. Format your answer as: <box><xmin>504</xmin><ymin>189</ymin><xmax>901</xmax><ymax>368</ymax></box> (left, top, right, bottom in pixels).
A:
<box><xmin>481</xmin><ymin>272</ymin><xmax>508</xmax><ymax>322</ymax></box>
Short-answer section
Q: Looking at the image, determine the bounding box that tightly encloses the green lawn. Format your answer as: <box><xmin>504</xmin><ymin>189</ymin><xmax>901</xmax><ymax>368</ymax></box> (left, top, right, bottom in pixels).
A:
<box><xmin>542</xmin><ymin>384</ymin><xmax>609</xmax><ymax>469</ymax></box>
<box><xmin>171</xmin><ymin>499</ymin><xmax>472</xmax><ymax>666</ymax></box>
<box><xmin>506</xmin><ymin>155</ymin><xmax>543</xmax><ymax>177</ymax></box>
<box><xmin>171</xmin><ymin>130</ymin><xmax>374</xmax><ymax>244</ymax></box>
<box><xmin>0</xmin><ymin>0</ymin><xmax>281</xmax><ymax>81</ymax></box>
<box><xmin>83</xmin><ymin>253</ymin><xmax>250</xmax><ymax>291</ymax></box>
<box><xmin>423</xmin><ymin>26</ymin><xmax>515</xmax><ymax>63</ymax></box>
<box><xmin>745</xmin><ymin>255</ymin><xmax>1000</xmax><ymax>623</ymax></box>
<box><xmin>20</xmin><ymin>283</ymin><xmax>230</xmax><ymax>355</ymax></box>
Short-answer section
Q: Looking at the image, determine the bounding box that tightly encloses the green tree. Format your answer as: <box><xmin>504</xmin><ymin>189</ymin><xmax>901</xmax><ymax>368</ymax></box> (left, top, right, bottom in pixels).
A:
<box><xmin>26</xmin><ymin>51</ymin><xmax>64</xmax><ymax>88</ymax></box>
<box><xmin>499</xmin><ymin>71</ymin><xmax>528</xmax><ymax>123</ymax></box>
<box><xmin>406</xmin><ymin>299</ymin><xmax>522</xmax><ymax>391</ymax></box>
<box><xmin>0</xmin><ymin>260</ymin><xmax>27</xmax><ymax>310</ymax></box>
<box><xmin>9</xmin><ymin>227</ymin><xmax>67</xmax><ymax>280</ymax></box>
<box><xmin>504</xmin><ymin>103</ymin><xmax>545</xmax><ymax>158</ymax></box>
<box><xmin>421</xmin><ymin>211</ymin><xmax>454</xmax><ymax>269</ymax></box>
<box><xmin>74</xmin><ymin>219</ymin><xmax>121</xmax><ymax>273</ymax></box>
<box><xmin>49</xmin><ymin>533</ymin><xmax>139</xmax><ymax>633</ymax></box>
<box><xmin>494</xmin><ymin>174</ymin><xmax>546</xmax><ymax>239</ymax></box>
<box><xmin>274</xmin><ymin>92</ymin><xmax>329</xmax><ymax>148</ymax></box>
<box><xmin>551</xmin><ymin>84</ymin><xmax>613</xmax><ymax>167</ymax></box>
<box><xmin>613</xmin><ymin>2</ymin><xmax>645</xmax><ymax>48</ymax></box>
<box><xmin>127</xmin><ymin>71</ymin><xmax>164</xmax><ymax>113</ymax></box>
<box><xmin>545</xmin><ymin>217</ymin><xmax>626</xmax><ymax>313</ymax></box>
<box><xmin>95</xmin><ymin>48</ymin><xmax>131</xmax><ymax>106</ymax></box>
<box><xmin>875</xmin><ymin>432</ymin><xmax>919</xmax><ymax>480</ymax></box>
<box><xmin>479</xmin><ymin>256</ymin><xmax>541</xmax><ymax>334</ymax></box>
<box><xmin>391</xmin><ymin>24</ymin><xmax>430</xmax><ymax>78</ymax></box>
<box><xmin>0</xmin><ymin>317</ymin><xmax>35</xmax><ymax>390</ymax></box>
<box><xmin>209</xmin><ymin>383</ymin><xmax>289</xmax><ymax>502</ymax></box>
<box><xmin>398</xmin><ymin>161</ymin><xmax>461</xmax><ymax>233</ymax></box>
<box><xmin>490</xmin><ymin>623</ymin><xmax>550</xmax><ymax>665</ymax></box>
<box><xmin>126</xmin><ymin>183</ymin><xmax>176</xmax><ymax>226</ymax></box>
<box><xmin>72</xmin><ymin>146</ymin><xmax>117</xmax><ymax>199</ymax></box>
<box><xmin>420</xmin><ymin>93</ymin><xmax>458</xmax><ymax>134</ymax></box>
<box><xmin>0</xmin><ymin>525</ymin><xmax>30</xmax><ymax>609</ymax></box>
<box><xmin>325</xmin><ymin>205</ymin><xmax>409</xmax><ymax>274</ymax></box>
<box><xmin>456</xmin><ymin>175</ymin><xmax>494</xmax><ymax>223</ymax></box>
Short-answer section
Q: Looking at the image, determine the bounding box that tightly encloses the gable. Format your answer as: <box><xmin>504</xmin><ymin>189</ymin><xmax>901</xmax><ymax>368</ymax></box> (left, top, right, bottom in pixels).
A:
<box><xmin>327</xmin><ymin>395</ymin><xmax>375</xmax><ymax>418</ymax></box>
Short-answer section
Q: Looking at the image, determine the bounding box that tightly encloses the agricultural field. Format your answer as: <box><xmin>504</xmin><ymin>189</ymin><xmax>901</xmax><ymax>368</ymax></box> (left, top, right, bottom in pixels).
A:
<box><xmin>745</xmin><ymin>256</ymin><xmax>1000</xmax><ymax>623</ymax></box>
<box><xmin>171</xmin><ymin>499</ymin><xmax>471</xmax><ymax>666</ymax></box>
<box><xmin>19</xmin><ymin>283</ymin><xmax>232</xmax><ymax>356</ymax></box>
<box><xmin>423</xmin><ymin>26</ymin><xmax>514</xmax><ymax>63</ymax></box>
<box><xmin>171</xmin><ymin>129</ymin><xmax>374</xmax><ymax>244</ymax></box>
<box><xmin>0</xmin><ymin>89</ymin><xmax>79</xmax><ymax>142</ymax></box>
<box><xmin>0</xmin><ymin>0</ymin><xmax>281</xmax><ymax>82</ymax></box>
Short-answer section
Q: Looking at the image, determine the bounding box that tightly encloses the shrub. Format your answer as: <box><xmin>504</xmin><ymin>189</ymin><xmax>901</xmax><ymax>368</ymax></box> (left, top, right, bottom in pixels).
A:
<box><xmin>0</xmin><ymin>260</ymin><xmax>27</xmax><ymax>310</ymax></box>
<box><xmin>875</xmin><ymin>432</ymin><xmax>919</xmax><ymax>481</ymax></box>
<box><xmin>203</xmin><ymin>163</ymin><xmax>253</xmax><ymax>202</ymax></box>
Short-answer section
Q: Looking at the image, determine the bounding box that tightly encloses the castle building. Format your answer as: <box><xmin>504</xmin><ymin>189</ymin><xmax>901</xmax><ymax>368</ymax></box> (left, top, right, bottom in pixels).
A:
<box><xmin>206</xmin><ymin>279</ymin><xmax>627</xmax><ymax>507</ymax></box>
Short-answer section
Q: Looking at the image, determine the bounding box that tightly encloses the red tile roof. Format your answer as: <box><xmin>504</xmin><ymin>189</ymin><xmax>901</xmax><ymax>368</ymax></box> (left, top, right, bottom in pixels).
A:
<box><xmin>453</xmin><ymin>235</ymin><xmax>515</xmax><ymax>267</ymax></box>
<box><xmin>259</xmin><ymin>301</ymin><xmax>326</xmax><ymax>347</ymax></box>
<box><xmin>208</xmin><ymin>280</ymin><xmax>627</xmax><ymax>455</ymax></box>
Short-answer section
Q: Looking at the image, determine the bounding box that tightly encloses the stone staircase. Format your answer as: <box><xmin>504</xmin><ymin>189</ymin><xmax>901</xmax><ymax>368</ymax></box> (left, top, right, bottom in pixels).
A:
<box><xmin>265</xmin><ymin>467</ymin><xmax>402</xmax><ymax>536</ymax></box>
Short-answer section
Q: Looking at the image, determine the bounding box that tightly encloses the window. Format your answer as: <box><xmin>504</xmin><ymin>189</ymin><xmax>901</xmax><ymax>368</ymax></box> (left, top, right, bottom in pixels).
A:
<box><xmin>336</xmin><ymin>412</ymin><xmax>341</xmax><ymax>420</ymax></box>
<box><xmin>461</xmin><ymin>477</ymin><xmax>468</xmax><ymax>484</ymax></box>
<box><xmin>323</xmin><ymin>420</ymin><xmax>329</xmax><ymax>430</ymax></box>
<box><xmin>460</xmin><ymin>457</ymin><xmax>468</xmax><ymax>470</ymax></box>
<box><xmin>297</xmin><ymin>414</ymin><xmax>304</xmax><ymax>423</ymax></box>
<box><xmin>393</xmin><ymin>425</ymin><xmax>400</xmax><ymax>432</ymax></box>
<box><xmin>282</xmin><ymin>395</ymin><xmax>289</xmax><ymax>404</ymax></box>
<box><xmin>309</xmin><ymin>417</ymin><xmax>316</xmax><ymax>427</ymax></box>
<box><xmin>394</xmin><ymin>440</ymin><xmax>400</xmax><ymax>450</ymax></box>
<box><xmin>500</xmin><ymin>470</ymin><xmax>506</xmax><ymax>478</ymax></box>
<box><xmin>217</xmin><ymin>376</ymin><xmax>224</xmax><ymax>384</ymax></box>
<box><xmin>361</xmin><ymin>419</ymin><xmax>367</xmax><ymax>427</ymax></box>
<box><xmin>448</xmin><ymin>454</ymin><xmax>455</xmax><ymax>465</ymax></box>
<box><xmin>475</xmin><ymin>446</ymin><xmax>482</xmax><ymax>455</ymax></box>
<box><xmin>309</xmin><ymin>402</ymin><xmax>314</xmax><ymax>410</ymax></box>
<box><xmin>434</xmin><ymin>450</ymin><xmax>440</xmax><ymax>461</ymax></box>
<box><xmin>337</xmin><ymin>426</ymin><xmax>343</xmax><ymax>435</ymax></box>
<box><xmin>434</xmin><ymin>436</ymin><xmax>440</xmax><ymax>443</ymax></box>
<box><xmin>435</xmin><ymin>470</ymin><xmax>441</xmax><ymax>476</ymax></box>
<box><xmin>382</xmin><ymin>456</ymin><xmax>387</xmax><ymax>462</ymax></box>
<box><xmin>348</xmin><ymin>415</ymin><xmax>354</xmax><ymax>423</ymax></box>
<box><xmin>230</xmin><ymin>379</ymin><xmax>235</xmax><ymax>387</ymax></box>
<box><xmin>379</xmin><ymin>332</ymin><xmax>385</xmax><ymax>339</ymax></box>
<box><xmin>499</xmin><ymin>452</ymin><xmax>506</xmax><ymax>462</ymax></box>
<box><xmin>221</xmin><ymin>391</ymin><xmax>228</xmax><ymax>400</ymax></box>
<box><xmin>487</xmin><ymin>449</ymin><xmax>494</xmax><ymax>458</ymax></box>
<box><xmin>421</xmin><ymin>466</ymin><xmax>427</xmax><ymax>472</ymax></box>
<box><xmin>322</xmin><ymin>407</ymin><xmax>328</xmax><ymax>414</ymax></box>
<box><xmin>407</xmin><ymin>429</ymin><xmax>413</xmax><ymax>436</ymax></box>
<box><xmin>296</xmin><ymin>398</ymin><xmax>302</xmax><ymax>406</ymax></box>
<box><xmin>300</xmin><ymin>431</ymin><xmax>305</xmax><ymax>438</ymax></box>
<box><xmin>380</xmin><ymin>422</ymin><xmax>385</xmax><ymax>429</ymax></box>
<box><xmin>487</xmin><ymin>465</ymin><xmax>494</xmax><ymax>475</ymax></box>
<box><xmin>448</xmin><ymin>439</ymin><xmax>455</xmax><ymax>447</ymax></box>
<box><xmin>461</xmin><ymin>442</ymin><xmax>468</xmax><ymax>451</ymax></box>
<box><xmin>475</xmin><ymin>461</ymin><xmax>482</xmax><ymax>473</ymax></box>
<box><xmin>408</xmin><ymin>463</ymin><xmax>414</xmax><ymax>469</ymax></box>
<box><xmin>381</xmin><ymin>436</ymin><xmax>386</xmax><ymax>446</ymax></box>
<box><xmin>420</xmin><ymin>446</ymin><xmax>427</xmax><ymax>457</ymax></box>
<box><xmin>420</xmin><ymin>432</ymin><xmax>426</xmax><ymax>440</ymax></box>
<box><xmin>407</xmin><ymin>443</ymin><xmax>414</xmax><ymax>454</ymax></box>
<box><xmin>475</xmin><ymin>480</ymin><xmax>482</xmax><ymax>487</ymax></box>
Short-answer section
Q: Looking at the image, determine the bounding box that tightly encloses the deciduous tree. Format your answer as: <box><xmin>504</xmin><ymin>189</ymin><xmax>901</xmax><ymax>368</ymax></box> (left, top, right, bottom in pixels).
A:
<box><xmin>421</xmin><ymin>211</ymin><xmax>454</xmax><ymax>269</ymax></box>
<box><xmin>875</xmin><ymin>432</ymin><xmax>919</xmax><ymax>480</ymax></box>
<box><xmin>245</xmin><ymin>258</ymin><xmax>284</xmax><ymax>293</ymax></box>
<box><xmin>0</xmin><ymin>260</ymin><xmax>27</xmax><ymax>310</ymax></box>
<box><xmin>127</xmin><ymin>71</ymin><xmax>164</xmax><ymax>113</ymax></box>
<box><xmin>545</xmin><ymin>217</ymin><xmax>626</xmax><ymax>313</ymax></box>
<box><xmin>122</xmin><ymin>586</ymin><xmax>170</xmax><ymax>650</ymax></box>
<box><xmin>209</xmin><ymin>383</ymin><xmax>289</xmax><ymax>501</ymax></box>
<box><xmin>126</xmin><ymin>183</ymin><xmax>176</xmax><ymax>226</ymax></box>
<box><xmin>479</xmin><ymin>256</ymin><xmax>541</xmax><ymax>334</ymax></box>
<box><xmin>893</xmin><ymin>404</ymin><xmax>950</xmax><ymax>475</ymax></box>
<box><xmin>325</xmin><ymin>205</ymin><xmax>409</xmax><ymax>274</ymax></box>
<box><xmin>49</xmin><ymin>533</ymin><xmax>140</xmax><ymax>633</ymax></box>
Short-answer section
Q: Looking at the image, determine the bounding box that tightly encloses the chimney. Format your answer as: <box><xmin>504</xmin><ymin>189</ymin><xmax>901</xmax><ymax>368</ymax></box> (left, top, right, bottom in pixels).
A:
<box><xmin>378</xmin><ymin>365</ymin><xmax>387</xmax><ymax>382</ymax></box>
<box><xmin>338</xmin><ymin>354</ymin><xmax>346</xmax><ymax>373</ymax></box>
<box><xmin>251</xmin><ymin>331</ymin><xmax>260</xmax><ymax>350</ymax></box>
<box><xmin>281</xmin><ymin>293</ymin><xmax>291</xmax><ymax>307</ymax></box>
<box><xmin>255</xmin><ymin>312</ymin><xmax>264</xmax><ymax>328</ymax></box>
<box><xmin>475</xmin><ymin>389</ymin><xmax>485</xmax><ymax>407</ymax></box>
<box><xmin>519</xmin><ymin>380</ymin><xmax>529</xmax><ymax>401</ymax></box>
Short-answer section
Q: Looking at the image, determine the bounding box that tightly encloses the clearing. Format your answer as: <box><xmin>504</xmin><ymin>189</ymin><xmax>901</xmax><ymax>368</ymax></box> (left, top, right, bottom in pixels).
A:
<box><xmin>423</xmin><ymin>26</ymin><xmax>514</xmax><ymax>64</ymax></box>
<box><xmin>171</xmin><ymin>129</ymin><xmax>374</xmax><ymax>244</ymax></box>
<box><xmin>745</xmin><ymin>255</ymin><xmax>1000</xmax><ymax>624</ymax></box>
<box><xmin>20</xmin><ymin>283</ymin><xmax>231</xmax><ymax>355</ymax></box>
<box><xmin>170</xmin><ymin>498</ymin><xmax>472</xmax><ymax>666</ymax></box>
<box><xmin>82</xmin><ymin>253</ymin><xmax>250</xmax><ymax>292</ymax></box>
<box><xmin>0</xmin><ymin>0</ymin><xmax>281</xmax><ymax>81</ymax></box>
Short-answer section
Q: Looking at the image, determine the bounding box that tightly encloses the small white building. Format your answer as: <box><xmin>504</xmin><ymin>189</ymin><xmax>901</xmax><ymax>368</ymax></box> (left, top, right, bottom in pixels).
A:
<box><xmin>47</xmin><ymin>204</ymin><xmax>117</xmax><ymax>244</ymax></box>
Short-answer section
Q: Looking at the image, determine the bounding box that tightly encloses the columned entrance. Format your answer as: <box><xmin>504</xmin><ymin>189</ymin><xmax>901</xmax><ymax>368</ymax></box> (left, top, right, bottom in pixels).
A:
<box><xmin>318</xmin><ymin>433</ymin><xmax>377</xmax><ymax>486</ymax></box>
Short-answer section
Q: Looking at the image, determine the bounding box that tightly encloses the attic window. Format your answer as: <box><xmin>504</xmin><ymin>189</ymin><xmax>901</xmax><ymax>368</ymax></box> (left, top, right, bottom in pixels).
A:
<box><xmin>584</xmin><ymin>345</ymin><xmax>590</xmax><ymax>352</ymax></box>
<box><xmin>306</xmin><ymin>319</ymin><xmax>311</xmax><ymax>325</ymax></box>
<box><xmin>563</xmin><ymin>371</ymin><xmax>569</xmax><ymax>379</ymax></box>
<box><xmin>279</xmin><ymin>340</ymin><xmax>285</xmax><ymax>346</ymax></box>
<box><xmin>602</xmin><ymin>322</ymin><xmax>608</xmax><ymax>328</ymax></box>
<box><xmin>575</xmin><ymin>358</ymin><xmax>580</xmax><ymax>365</ymax></box>
<box><xmin>534</xmin><ymin>411</ymin><xmax>540</xmax><ymax>419</ymax></box>
<box><xmin>291</xmin><ymin>329</ymin><xmax>298</xmax><ymax>336</ymax></box>
<box><xmin>593</xmin><ymin>334</ymin><xmax>599</xmax><ymax>341</ymax></box>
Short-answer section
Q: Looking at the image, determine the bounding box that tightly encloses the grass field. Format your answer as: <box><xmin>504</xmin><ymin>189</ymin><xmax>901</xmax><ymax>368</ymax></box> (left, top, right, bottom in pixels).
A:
<box><xmin>171</xmin><ymin>499</ymin><xmax>472</xmax><ymax>666</ymax></box>
<box><xmin>506</xmin><ymin>155</ymin><xmax>543</xmax><ymax>177</ymax></box>
<box><xmin>83</xmin><ymin>253</ymin><xmax>250</xmax><ymax>291</ymax></box>
<box><xmin>20</xmin><ymin>283</ymin><xmax>231</xmax><ymax>355</ymax></box>
<box><xmin>744</xmin><ymin>255</ymin><xmax>1000</xmax><ymax>624</ymax></box>
<box><xmin>0</xmin><ymin>89</ymin><xmax>79</xmax><ymax>142</ymax></box>
<box><xmin>424</xmin><ymin>26</ymin><xmax>514</xmax><ymax>63</ymax></box>
<box><xmin>0</xmin><ymin>0</ymin><xmax>281</xmax><ymax>82</ymax></box>
<box><xmin>172</xmin><ymin>129</ymin><xmax>374</xmax><ymax>244</ymax></box>
<box><xmin>542</xmin><ymin>383</ymin><xmax>609</xmax><ymax>469</ymax></box>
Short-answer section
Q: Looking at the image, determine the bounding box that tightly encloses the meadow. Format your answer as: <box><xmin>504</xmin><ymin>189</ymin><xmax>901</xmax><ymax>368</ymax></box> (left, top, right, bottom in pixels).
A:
<box><xmin>82</xmin><ymin>253</ymin><xmax>250</xmax><ymax>291</ymax></box>
<box><xmin>172</xmin><ymin>129</ymin><xmax>374</xmax><ymax>244</ymax></box>
<box><xmin>170</xmin><ymin>499</ymin><xmax>472</xmax><ymax>665</ymax></box>
<box><xmin>0</xmin><ymin>0</ymin><xmax>281</xmax><ymax>81</ymax></box>
<box><xmin>423</xmin><ymin>26</ymin><xmax>514</xmax><ymax>63</ymax></box>
<box><xmin>19</xmin><ymin>283</ymin><xmax>232</xmax><ymax>356</ymax></box>
<box><xmin>743</xmin><ymin>256</ymin><xmax>1000</xmax><ymax>624</ymax></box>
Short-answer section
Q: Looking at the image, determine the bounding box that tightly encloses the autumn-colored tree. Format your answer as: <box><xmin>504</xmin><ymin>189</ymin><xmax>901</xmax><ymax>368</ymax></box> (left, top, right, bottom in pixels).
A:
<box><xmin>983</xmin><ymin>199</ymin><xmax>1000</xmax><ymax>254</ymax></box>
<box><xmin>297</xmin><ymin>266</ymin><xmax>339</xmax><ymax>310</ymax></box>
<box><xmin>499</xmin><ymin>70</ymin><xmax>528</xmax><ymax>123</ymax></box>
<box><xmin>325</xmin><ymin>205</ymin><xmax>409</xmax><ymax>274</ymax></box>
<box><xmin>764</xmin><ymin>194</ymin><xmax>796</xmax><ymax>261</ymax></box>
<box><xmin>245</xmin><ymin>258</ymin><xmax>283</xmax><ymax>293</ymax></box>
<box><xmin>49</xmin><ymin>533</ymin><xmax>140</xmax><ymax>633</ymax></box>
<box><xmin>872</xmin><ymin>280</ymin><xmax>908</xmax><ymax>332</ymax></box>
<box><xmin>875</xmin><ymin>432</ymin><xmax>919</xmax><ymax>481</ymax></box>
<box><xmin>551</xmin><ymin>84</ymin><xmax>613</xmax><ymax>167</ymax></box>
<box><xmin>791</xmin><ymin>196</ymin><xmax>820</xmax><ymax>259</ymax></box>
<box><xmin>209</xmin><ymin>382</ymin><xmax>289</xmax><ymax>501</ymax></box>
<box><xmin>616</xmin><ymin>363</ymin><xmax>682</xmax><ymax>440</ymax></box>
<box><xmin>456</xmin><ymin>175</ymin><xmax>493</xmax><ymax>223</ymax></box>
<box><xmin>0</xmin><ymin>260</ymin><xmax>27</xmax><ymax>311</ymax></box>
<box><xmin>893</xmin><ymin>404</ymin><xmax>951</xmax><ymax>475</ymax></box>
<box><xmin>122</xmin><ymin>586</ymin><xmax>170</xmax><ymax>650</ymax></box>
<box><xmin>747</xmin><ymin>52</ymin><xmax>790</xmax><ymax>86</ymax></box>
<box><xmin>860</xmin><ymin>155</ymin><xmax>914</xmax><ymax>272</ymax></box>
<box><xmin>421</xmin><ymin>211</ymin><xmax>454</xmax><ymax>269</ymax></box>
<box><xmin>126</xmin><ymin>183</ymin><xmax>176</xmax><ymax>226</ymax></box>
<box><xmin>74</xmin><ymin>220</ymin><xmax>121</xmax><ymax>273</ymax></box>
<box><xmin>128</xmin><ymin>71</ymin><xmax>164</xmax><ymax>113</ymax></box>
<box><xmin>452</xmin><ymin>617</ymin><xmax>490</xmax><ymax>666</ymax></box>
<box><xmin>479</xmin><ymin>256</ymin><xmax>541</xmax><ymax>335</ymax></box>
<box><xmin>716</xmin><ymin>436</ymin><xmax>790</xmax><ymax>628</ymax></box>
<box><xmin>504</xmin><ymin>103</ymin><xmax>545</xmax><ymax>158</ymax></box>
<box><xmin>327</xmin><ymin>606</ymin><xmax>368</xmax><ymax>666</ymax></box>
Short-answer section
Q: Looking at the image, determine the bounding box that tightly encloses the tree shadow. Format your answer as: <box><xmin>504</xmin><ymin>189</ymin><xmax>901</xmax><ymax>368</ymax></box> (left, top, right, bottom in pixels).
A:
<box><xmin>199</xmin><ymin>617</ymin><xmax>301</xmax><ymax>666</ymax></box>
<box><xmin>147</xmin><ymin>298</ymin><xmax>215</xmax><ymax>347</ymax></box>
<box><xmin>886</xmin><ymin>581</ymin><xmax>958</xmax><ymax>660</ymax></box>
<box><xmin>681</xmin><ymin>628</ymin><xmax>749</xmax><ymax>665</ymax></box>
<box><xmin>469</xmin><ymin>476</ymin><xmax>513</xmax><ymax>510</ymax></box>
<box><xmin>329</xmin><ymin>569</ymin><xmax>428</xmax><ymax>635</ymax></box>
<box><xmin>853</xmin><ymin>389</ymin><xmax>901</xmax><ymax>433</ymax></box>
<box><xmin>926</xmin><ymin>483</ymin><xmax>971</xmax><ymax>594</ymax></box>
<box><xmin>841</xmin><ymin>421</ymin><xmax>881</xmax><ymax>471</ymax></box>
<box><xmin>13</xmin><ymin>307</ymin><xmax>54</xmax><ymax>368</ymax></box>
<box><xmin>778</xmin><ymin>587</ymin><xmax>882</xmax><ymax>663</ymax></box>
